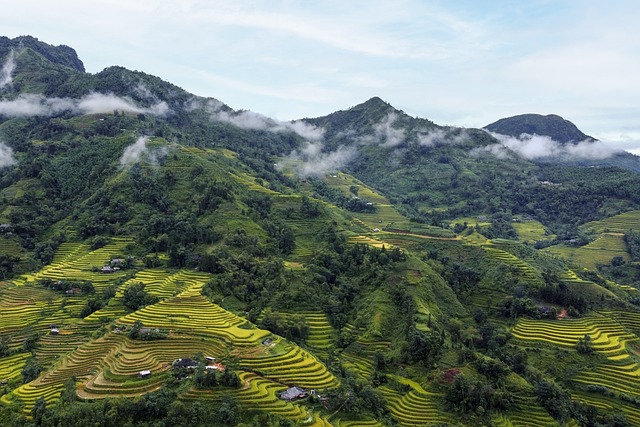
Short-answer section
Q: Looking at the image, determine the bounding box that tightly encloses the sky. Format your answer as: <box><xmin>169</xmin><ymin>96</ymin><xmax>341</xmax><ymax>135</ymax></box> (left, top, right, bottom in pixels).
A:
<box><xmin>2</xmin><ymin>0</ymin><xmax>640</xmax><ymax>154</ymax></box>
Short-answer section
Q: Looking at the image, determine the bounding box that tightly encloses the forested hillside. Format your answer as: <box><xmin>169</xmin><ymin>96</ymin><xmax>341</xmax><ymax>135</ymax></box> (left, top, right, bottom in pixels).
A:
<box><xmin>0</xmin><ymin>36</ymin><xmax>639</xmax><ymax>427</ymax></box>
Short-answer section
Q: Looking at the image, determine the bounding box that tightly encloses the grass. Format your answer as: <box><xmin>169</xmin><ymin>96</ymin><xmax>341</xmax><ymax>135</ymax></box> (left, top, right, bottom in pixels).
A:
<box><xmin>545</xmin><ymin>233</ymin><xmax>630</xmax><ymax>270</ymax></box>
<box><xmin>583</xmin><ymin>210</ymin><xmax>640</xmax><ymax>233</ymax></box>
<box><xmin>511</xmin><ymin>219</ymin><xmax>555</xmax><ymax>242</ymax></box>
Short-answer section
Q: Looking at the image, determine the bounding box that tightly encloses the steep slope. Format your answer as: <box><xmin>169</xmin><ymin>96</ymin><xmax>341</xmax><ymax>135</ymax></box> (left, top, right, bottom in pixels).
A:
<box><xmin>0</xmin><ymin>35</ymin><xmax>84</xmax><ymax>72</ymax></box>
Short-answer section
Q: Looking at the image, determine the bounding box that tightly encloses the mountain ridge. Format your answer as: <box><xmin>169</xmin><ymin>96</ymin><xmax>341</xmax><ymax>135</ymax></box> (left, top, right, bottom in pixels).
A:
<box><xmin>484</xmin><ymin>113</ymin><xmax>595</xmax><ymax>143</ymax></box>
<box><xmin>0</xmin><ymin>35</ymin><xmax>84</xmax><ymax>72</ymax></box>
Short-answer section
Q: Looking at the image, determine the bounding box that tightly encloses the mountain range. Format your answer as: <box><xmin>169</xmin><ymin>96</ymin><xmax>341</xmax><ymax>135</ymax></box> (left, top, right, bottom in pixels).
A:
<box><xmin>0</xmin><ymin>36</ymin><xmax>639</xmax><ymax>427</ymax></box>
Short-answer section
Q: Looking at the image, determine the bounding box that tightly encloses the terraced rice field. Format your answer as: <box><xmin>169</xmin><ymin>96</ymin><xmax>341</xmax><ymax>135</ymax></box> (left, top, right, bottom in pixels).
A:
<box><xmin>239</xmin><ymin>345</ymin><xmax>337</xmax><ymax>390</ymax></box>
<box><xmin>268</xmin><ymin>311</ymin><xmax>335</xmax><ymax>359</ymax></box>
<box><xmin>378</xmin><ymin>375</ymin><xmax>449</xmax><ymax>426</ymax></box>
<box><xmin>327</xmin><ymin>418</ymin><xmax>384</xmax><ymax>427</ymax></box>
<box><xmin>0</xmin><ymin>239</ymin><xmax>339</xmax><ymax>415</ymax></box>
<box><xmin>511</xmin><ymin>315</ymin><xmax>640</xmax><ymax>398</ymax></box>
<box><xmin>545</xmin><ymin>233</ymin><xmax>630</xmax><ymax>270</ymax></box>
<box><xmin>0</xmin><ymin>283</ymin><xmax>68</xmax><ymax>348</ymax></box>
<box><xmin>600</xmin><ymin>310</ymin><xmax>640</xmax><ymax>332</ymax></box>
<box><xmin>483</xmin><ymin>246</ymin><xmax>540</xmax><ymax>283</ymax></box>
<box><xmin>182</xmin><ymin>371</ymin><xmax>313</xmax><ymax>423</ymax></box>
<box><xmin>0</xmin><ymin>237</ymin><xmax>23</xmax><ymax>254</ymax></box>
<box><xmin>123</xmin><ymin>269</ymin><xmax>211</xmax><ymax>299</ymax></box>
<box><xmin>340</xmin><ymin>337</ymin><xmax>390</xmax><ymax>379</ymax></box>
<box><xmin>512</xmin><ymin>219</ymin><xmax>554</xmax><ymax>243</ymax></box>
<box><xmin>511</xmin><ymin>316</ymin><xmax>635</xmax><ymax>353</ymax></box>
<box><xmin>116</xmin><ymin>284</ymin><xmax>268</xmax><ymax>345</ymax></box>
<box><xmin>584</xmin><ymin>210</ymin><xmax>640</xmax><ymax>233</ymax></box>
<box><xmin>571</xmin><ymin>390</ymin><xmax>640</xmax><ymax>425</ymax></box>
<box><xmin>492</xmin><ymin>397</ymin><xmax>559</xmax><ymax>426</ymax></box>
<box><xmin>21</xmin><ymin>239</ymin><xmax>134</xmax><ymax>291</ymax></box>
<box><xmin>323</xmin><ymin>173</ymin><xmax>408</xmax><ymax>230</ymax></box>
<box><xmin>347</xmin><ymin>235</ymin><xmax>389</xmax><ymax>249</ymax></box>
<box><xmin>0</xmin><ymin>353</ymin><xmax>30</xmax><ymax>381</ymax></box>
<box><xmin>303</xmin><ymin>312</ymin><xmax>334</xmax><ymax>354</ymax></box>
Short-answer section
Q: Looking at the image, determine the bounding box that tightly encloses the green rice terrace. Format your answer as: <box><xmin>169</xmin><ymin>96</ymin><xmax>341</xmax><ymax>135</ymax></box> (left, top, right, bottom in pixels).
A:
<box><xmin>1</xmin><ymin>204</ymin><xmax>640</xmax><ymax>426</ymax></box>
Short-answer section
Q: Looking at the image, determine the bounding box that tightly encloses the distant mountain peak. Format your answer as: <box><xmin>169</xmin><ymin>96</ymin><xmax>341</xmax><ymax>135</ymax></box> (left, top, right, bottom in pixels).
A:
<box><xmin>0</xmin><ymin>35</ymin><xmax>85</xmax><ymax>72</ymax></box>
<box><xmin>484</xmin><ymin>113</ymin><xmax>595</xmax><ymax>143</ymax></box>
<box><xmin>360</xmin><ymin>96</ymin><xmax>390</xmax><ymax>107</ymax></box>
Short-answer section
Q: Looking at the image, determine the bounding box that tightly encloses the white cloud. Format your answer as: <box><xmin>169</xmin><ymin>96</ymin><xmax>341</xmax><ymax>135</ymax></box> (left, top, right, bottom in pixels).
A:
<box><xmin>202</xmin><ymin>99</ymin><xmax>324</xmax><ymax>140</ymax></box>
<box><xmin>479</xmin><ymin>131</ymin><xmax>620</xmax><ymax>161</ymax></box>
<box><xmin>469</xmin><ymin>143</ymin><xmax>511</xmax><ymax>160</ymax></box>
<box><xmin>0</xmin><ymin>50</ymin><xmax>16</xmax><ymax>89</ymax></box>
<box><xmin>416</xmin><ymin>128</ymin><xmax>468</xmax><ymax>147</ymax></box>
<box><xmin>119</xmin><ymin>136</ymin><xmax>171</xmax><ymax>167</ymax></box>
<box><xmin>0</xmin><ymin>142</ymin><xmax>17</xmax><ymax>168</ymax></box>
<box><xmin>358</xmin><ymin>112</ymin><xmax>405</xmax><ymax>147</ymax></box>
<box><xmin>286</xmin><ymin>141</ymin><xmax>357</xmax><ymax>177</ymax></box>
<box><xmin>417</xmin><ymin>129</ymin><xmax>446</xmax><ymax>147</ymax></box>
<box><xmin>0</xmin><ymin>92</ymin><xmax>169</xmax><ymax>117</ymax></box>
<box><xmin>119</xmin><ymin>136</ymin><xmax>148</xmax><ymax>167</ymax></box>
<box><xmin>77</xmin><ymin>92</ymin><xmax>169</xmax><ymax>116</ymax></box>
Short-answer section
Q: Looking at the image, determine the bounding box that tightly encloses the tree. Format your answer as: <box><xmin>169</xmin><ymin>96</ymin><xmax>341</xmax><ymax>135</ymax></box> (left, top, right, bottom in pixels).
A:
<box><xmin>216</xmin><ymin>395</ymin><xmax>237</xmax><ymax>426</ymax></box>
<box><xmin>31</xmin><ymin>397</ymin><xmax>48</xmax><ymax>426</ymax></box>
<box><xmin>300</xmin><ymin>195</ymin><xmax>321</xmax><ymax>218</ymax></box>
<box><xmin>23</xmin><ymin>333</ymin><xmax>40</xmax><ymax>352</ymax></box>
<box><xmin>536</xmin><ymin>380</ymin><xmax>571</xmax><ymax>423</ymax></box>
<box><xmin>0</xmin><ymin>254</ymin><xmax>21</xmax><ymax>279</ymax></box>
<box><xmin>611</xmin><ymin>256</ymin><xmax>626</xmax><ymax>267</ymax></box>
<box><xmin>407</xmin><ymin>327</ymin><xmax>444</xmax><ymax>368</ymax></box>
<box><xmin>576</xmin><ymin>334</ymin><xmax>594</xmax><ymax>355</ymax></box>
<box><xmin>123</xmin><ymin>283</ymin><xmax>158</xmax><ymax>310</ymax></box>
<box><xmin>59</xmin><ymin>378</ymin><xmax>77</xmax><ymax>406</ymax></box>
<box><xmin>0</xmin><ymin>336</ymin><xmax>9</xmax><ymax>357</ymax></box>
<box><xmin>21</xmin><ymin>356</ymin><xmax>42</xmax><ymax>383</ymax></box>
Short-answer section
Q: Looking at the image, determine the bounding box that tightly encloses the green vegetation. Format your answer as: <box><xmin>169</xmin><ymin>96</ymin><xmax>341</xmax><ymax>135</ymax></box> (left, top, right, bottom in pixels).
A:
<box><xmin>0</xmin><ymin>36</ymin><xmax>640</xmax><ymax>426</ymax></box>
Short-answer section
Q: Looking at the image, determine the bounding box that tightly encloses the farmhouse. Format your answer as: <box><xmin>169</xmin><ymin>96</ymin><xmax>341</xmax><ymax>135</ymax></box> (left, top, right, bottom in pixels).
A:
<box><xmin>205</xmin><ymin>363</ymin><xmax>225</xmax><ymax>371</ymax></box>
<box><xmin>49</xmin><ymin>327</ymin><xmax>59</xmax><ymax>335</ymax></box>
<box><xmin>100</xmin><ymin>265</ymin><xmax>119</xmax><ymax>273</ymax></box>
<box><xmin>280</xmin><ymin>386</ymin><xmax>307</xmax><ymax>401</ymax></box>
<box><xmin>172</xmin><ymin>358</ymin><xmax>198</xmax><ymax>369</ymax></box>
<box><xmin>139</xmin><ymin>370</ymin><xmax>151</xmax><ymax>378</ymax></box>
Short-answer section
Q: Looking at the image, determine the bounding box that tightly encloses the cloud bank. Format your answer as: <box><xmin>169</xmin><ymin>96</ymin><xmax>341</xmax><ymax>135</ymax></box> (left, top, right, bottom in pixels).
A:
<box><xmin>416</xmin><ymin>128</ymin><xmax>469</xmax><ymax>146</ymax></box>
<box><xmin>285</xmin><ymin>141</ymin><xmax>357</xmax><ymax>177</ymax></box>
<box><xmin>0</xmin><ymin>142</ymin><xmax>16</xmax><ymax>168</ymax></box>
<box><xmin>0</xmin><ymin>92</ymin><xmax>169</xmax><ymax>118</ymax></box>
<box><xmin>357</xmin><ymin>112</ymin><xmax>405</xmax><ymax>147</ymax></box>
<box><xmin>120</xmin><ymin>136</ymin><xmax>149</xmax><ymax>167</ymax></box>
<box><xmin>119</xmin><ymin>136</ymin><xmax>171</xmax><ymax>167</ymax></box>
<box><xmin>474</xmin><ymin>131</ymin><xmax>620</xmax><ymax>160</ymax></box>
<box><xmin>0</xmin><ymin>51</ymin><xmax>16</xmax><ymax>89</ymax></box>
<box><xmin>201</xmin><ymin>99</ymin><xmax>324</xmax><ymax>141</ymax></box>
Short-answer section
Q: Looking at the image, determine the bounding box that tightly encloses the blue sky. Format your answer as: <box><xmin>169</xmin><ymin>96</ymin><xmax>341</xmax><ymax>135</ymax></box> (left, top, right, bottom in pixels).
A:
<box><xmin>3</xmin><ymin>0</ymin><xmax>640</xmax><ymax>153</ymax></box>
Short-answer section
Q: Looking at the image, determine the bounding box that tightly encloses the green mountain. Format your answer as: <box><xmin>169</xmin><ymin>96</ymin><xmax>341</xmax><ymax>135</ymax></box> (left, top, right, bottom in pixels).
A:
<box><xmin>1</xmin><ymin>37</ymin><xmax>640</xmax><ymax>427</ymax></box>
<box><xmin>484</xmin><ymin>113</ymin><xmax>594</xmax><ymax>143</ymax></box>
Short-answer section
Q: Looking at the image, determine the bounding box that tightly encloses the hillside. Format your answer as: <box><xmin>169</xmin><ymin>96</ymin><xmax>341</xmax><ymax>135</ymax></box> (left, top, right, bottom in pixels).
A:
<box><xmin>0</xmin><ymin>36</ymin><xmax>639</xmax><ymax>427</ymax></box>
<box><xmin>484</xmin><ymin>113</ymin><xmax>595</xmax><ymax>143</ymax></box>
